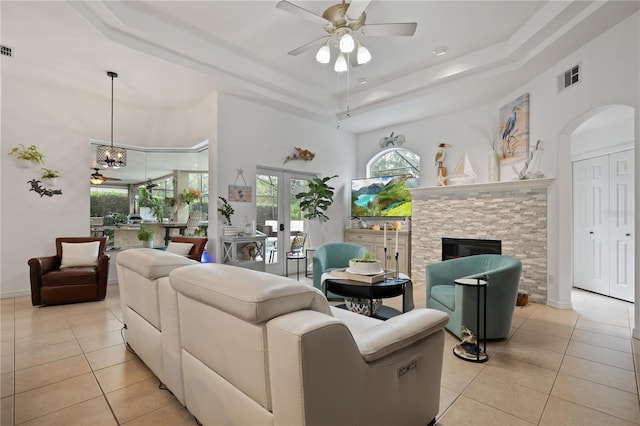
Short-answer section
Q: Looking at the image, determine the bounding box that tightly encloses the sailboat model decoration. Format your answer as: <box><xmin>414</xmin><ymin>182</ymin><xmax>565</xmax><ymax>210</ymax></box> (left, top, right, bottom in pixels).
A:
<box><xmin>446</xmin><ymin>150</ymin><xmax>477</xmax><ymax>185</ymax></box>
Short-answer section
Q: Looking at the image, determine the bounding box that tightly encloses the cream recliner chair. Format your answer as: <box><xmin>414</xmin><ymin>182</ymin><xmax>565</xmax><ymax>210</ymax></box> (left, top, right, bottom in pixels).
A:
<box><xmin>170</xmin><ymin>263</ymin><xmax>448</xmax><ymax>426</ymax></box>
<box><xmin>116</xmin><ymin>248</ymin><xmax>196</xmax><ymax>404</ymax></box>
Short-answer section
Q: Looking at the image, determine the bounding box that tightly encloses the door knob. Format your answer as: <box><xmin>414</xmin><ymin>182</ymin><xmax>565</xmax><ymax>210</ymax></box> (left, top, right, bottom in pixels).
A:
<box><xmin>589</xmin><ymin>231</ymin><xmax>594</xmax><ymax>234</ymax></box>
<box><xmin>626</xmin><ymin>233</ymin><xmax>631</xmax><ymax>237</ymax></box>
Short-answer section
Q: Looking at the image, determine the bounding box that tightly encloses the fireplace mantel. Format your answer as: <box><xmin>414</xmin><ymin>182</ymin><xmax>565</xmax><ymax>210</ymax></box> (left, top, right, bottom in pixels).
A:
<box><xmin>410</xmin><ymin>178</ymin><xmax>554</xmax><ymax>199</ymax></box>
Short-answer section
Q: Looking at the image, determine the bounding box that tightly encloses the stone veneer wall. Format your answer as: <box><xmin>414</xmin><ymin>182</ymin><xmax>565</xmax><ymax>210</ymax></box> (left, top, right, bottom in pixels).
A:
<box><xmin>411</xmin><ymin>182</ymin><xmax>550</xmax><ymax>303</ymax></box>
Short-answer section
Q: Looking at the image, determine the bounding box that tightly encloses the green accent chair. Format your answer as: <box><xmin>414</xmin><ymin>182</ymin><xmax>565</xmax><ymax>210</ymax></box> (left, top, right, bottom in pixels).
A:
<box><xmin>426</xmin><ymin>254</ymin><xmax>522</xmax><ymax>340</ymax></box>
<box><xmin>313</xmin><ymin>242</ymin><xmax>368</xmax><ymax>299</ymax></box>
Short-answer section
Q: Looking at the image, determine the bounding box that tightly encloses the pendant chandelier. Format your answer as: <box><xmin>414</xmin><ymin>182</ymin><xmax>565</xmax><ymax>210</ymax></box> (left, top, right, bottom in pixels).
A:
<box><xmin>96</xmin><ymin>71</ymin><xmax>126</xmax><ymax>168</ymax></box>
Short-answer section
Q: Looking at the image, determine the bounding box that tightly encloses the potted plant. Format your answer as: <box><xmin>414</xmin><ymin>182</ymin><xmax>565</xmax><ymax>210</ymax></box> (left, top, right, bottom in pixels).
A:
<box><xmin>181</xmin><ymin>188</ymin><xmax>202</xmax><ymax>205</ymax></box>
<box><xmin>137</xmin><ymin>225</ymin><xmax>154</xmax><ymax>248</ymax></box>
<box><xmin>348</xmin><ymin>251</ymin><xmax>383</xmax><ymax>274</ymax></box>
<box><xmin>295</xmin><ymin>174</ymin><xmax>337</xmax><ymax>248</ymax></box>
<box><xmin>139</xmin><ymin>187</ymin><xmax>165</xmax><ymax>223</ymax></box>
<box><xmin>41</xmin><ymin>168</ymin><xmax>60</xmax><ymax>187</ymax></box>
<box><xmin>8</xmin><ymin>144</ymin><xmax>45</xmax><ymax>167</ymax></box>
<box><xmin>218</xmin><ymin>196</ymin><xmax>237</xmax><ymax>236</ymax></box>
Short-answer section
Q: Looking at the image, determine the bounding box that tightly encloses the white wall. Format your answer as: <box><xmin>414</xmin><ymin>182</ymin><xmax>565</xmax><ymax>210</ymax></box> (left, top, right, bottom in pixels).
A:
<box><xmin>215</xmin><ymin>93</ymin><xmax>356</xmax><ymax>257</ymax></box>
<box><xmin>356</xmin><ymin>12</ymin><xmax>639</xmax><ymax>309</ymax></box>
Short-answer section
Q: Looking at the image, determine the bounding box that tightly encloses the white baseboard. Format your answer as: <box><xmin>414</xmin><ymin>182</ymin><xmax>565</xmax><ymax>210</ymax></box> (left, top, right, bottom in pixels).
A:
<box><xmin>0</xmin><ymin>288</ymin><xmax>31</xmax><ymax>299</ymax></box>
<box><xmin>546</xmin><ymin>298</ymin><xmax>573</xmax><ymax>309</ymax></box>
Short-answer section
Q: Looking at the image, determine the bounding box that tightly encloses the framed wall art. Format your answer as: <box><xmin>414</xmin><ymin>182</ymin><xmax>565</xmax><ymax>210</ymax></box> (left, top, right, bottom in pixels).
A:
<box><xmin>229</xmin><ymin>185</ymin><xmax>252</xmax><ymax>202</ymax></box>
<box><xmin>499</xmin><ymin>93</ymin><xmax>530</xmax><ymax>164</ymax></box>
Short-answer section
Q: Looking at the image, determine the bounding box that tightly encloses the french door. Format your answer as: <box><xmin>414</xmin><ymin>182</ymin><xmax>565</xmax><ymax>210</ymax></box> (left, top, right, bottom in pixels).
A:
<box><xmin>256</xmin><ymin>167</ymin><xmax>313</xmax><ymax>276</ymax></box>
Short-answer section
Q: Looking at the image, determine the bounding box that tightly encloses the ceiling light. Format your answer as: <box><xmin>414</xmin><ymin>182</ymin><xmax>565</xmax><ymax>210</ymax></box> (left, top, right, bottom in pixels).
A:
<box><xmin>96</xmin><ymin>71</ymin><xmax>126</xmax><ymax>169</ymax></box>
<box><xmin>357</xmin><ymin>44</ymin><xmax>371</xmax><ymax>64</ymax></box>
<box><xmin>432</xmin><ymin>46</ymin><xmax>449</xmax><ymax>56</ymax></box>
<box><xmin>90</xmin><ymin>176</ymin><xmax>104</xmax><ymax>185</ymax></box>
<box><xmin>334</xmin><ymin>53</ymin><xmax>348</xmax><ymax>72</ymax></box>
<box><xmin>339</xmin><ymin>33</ymin><xmax>355</xmax><ymax>53</ymax></box>
<box><xmin>316</xmin><ymin>44</ymin><xmax>331</xmax><ymax>64</ymax></box>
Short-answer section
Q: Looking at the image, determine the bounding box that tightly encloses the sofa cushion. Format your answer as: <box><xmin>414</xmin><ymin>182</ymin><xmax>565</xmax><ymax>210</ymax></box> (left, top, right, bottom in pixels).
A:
<box><xmin>42</xmin><ymin>267</ymin><xmax>97</xmax><ymax>287</ymax></box>
<box><xmin>170</xmin><ymin>263</ymin><xmax>332</xmax><ymax>323</ymax></box>
<box><xmin>430</xmin><ymin>284</ymin><xmax>455</xmax><ymax>311</ymax></box>
<box><xmin>116</xmin><ymin>248</ymin><xmax>195</xmax><ymax>280</ymax></box>
<box><xmin>166</xmin><ymin>242</ymin><xmax>194</xmax><ymax>256</ymax></box>
<box><xmin>60</xmin><ymin>241</ymin><xmax>99</xmax><ymax>268</ymax></box>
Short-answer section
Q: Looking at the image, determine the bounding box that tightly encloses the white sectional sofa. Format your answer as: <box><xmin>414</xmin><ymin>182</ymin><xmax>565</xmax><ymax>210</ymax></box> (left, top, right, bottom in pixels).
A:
<box><xmin>117</xmin><ymin>248</ymin><xmax>449</xmax><ymax>426</ymax></box>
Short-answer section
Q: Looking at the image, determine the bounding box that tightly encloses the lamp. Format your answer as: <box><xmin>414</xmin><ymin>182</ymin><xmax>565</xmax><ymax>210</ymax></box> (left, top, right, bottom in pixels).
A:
<box><xmin>315</xmin><ymin>33</ymin><xmax>371</xmax><ymax>72</ymax></box>
<box><xmin>96</xmin><ymin>71</ymin><xmax>126</xmax><ymax>168</ymax></box>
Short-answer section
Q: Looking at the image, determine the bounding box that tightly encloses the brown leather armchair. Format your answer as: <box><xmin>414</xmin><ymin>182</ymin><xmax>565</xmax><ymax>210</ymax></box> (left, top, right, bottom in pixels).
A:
<box><xmin>28</xmin><ymin>237</ymin><xmax>109</xmax><ymax>306</ymax></box>
<box><xmin>169</xmin><ymin>236</ymin><xmax>208</xmax><ymax>261</ymax></box>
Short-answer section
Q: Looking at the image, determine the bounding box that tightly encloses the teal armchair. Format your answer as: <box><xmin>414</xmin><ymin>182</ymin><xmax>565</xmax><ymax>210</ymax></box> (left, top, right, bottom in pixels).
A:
<box><xmin>313</xmin><ymin>242</ymin><xmax>368</xmax><ymax>299</ymax></box>
<box><xmin>426</xmin><ymin>254</ymin><xmax>522</xmax><ymax>340</ymax></box>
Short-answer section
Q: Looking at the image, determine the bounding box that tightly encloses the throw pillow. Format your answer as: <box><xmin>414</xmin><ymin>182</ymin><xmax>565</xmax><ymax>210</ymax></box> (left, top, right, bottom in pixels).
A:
<box><xmin>166</xmin><ymin>242</ymin><xmax>194</xmax><ymax>256</ymax></box>
<box><xmin>60</xmin><ymin>241</ymin><xmax>100</xmax><ymax>268</ymax></box>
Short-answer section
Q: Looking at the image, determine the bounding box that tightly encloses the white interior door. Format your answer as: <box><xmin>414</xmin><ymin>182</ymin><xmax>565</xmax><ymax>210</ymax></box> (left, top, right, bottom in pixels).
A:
<box><xmin>573</xmin><ymin>156</ymin><xmax>610</xmax><ymax>295</ymax></box>
<box><xmin>608</xmin><ymin>150</ymin><xmax>635</xmax><ymax>302</ymax></box>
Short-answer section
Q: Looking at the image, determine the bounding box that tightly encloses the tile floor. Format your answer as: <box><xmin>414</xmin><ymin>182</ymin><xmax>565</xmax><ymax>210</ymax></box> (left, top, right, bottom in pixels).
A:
<box><xmin>1</xmin><ymin>279</ymin><xmax>638</xmax><ymax>425</ymax></box>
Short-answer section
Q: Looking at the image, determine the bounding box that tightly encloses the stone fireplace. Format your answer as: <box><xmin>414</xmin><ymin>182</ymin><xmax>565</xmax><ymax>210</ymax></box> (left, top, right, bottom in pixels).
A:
<box><xmin>410</xmin><ymin>179</ymin><xmax>553</xmax><ymax>303</ymax></box>
<box><xmin>442</xmin><ymin>237</ymin><xmax>502</xmax><ymax>260</ymax></box>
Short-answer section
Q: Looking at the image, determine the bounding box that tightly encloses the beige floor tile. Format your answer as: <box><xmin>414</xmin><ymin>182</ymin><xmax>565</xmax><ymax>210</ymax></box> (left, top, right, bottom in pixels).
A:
<box><xmin>106</xmin><ymin>377</ymin><xmax>177</xmax><ymax>424</ymax></box>
<box><xmin>121</xmin><ymin>397</ymin><xmax>196</xmax><ymax>425</ymax></box>
<box><xmin>576</xmin><ymin>318</ymin><xmax>631</xmax><ymax>338</ymax></box>
<box><xmin>566</xmin><ymin>340</ymin><xmax>635</xmax><ymax>371</ymax></box>
<box><xmin>509</xmin><ymin>327</ymin><xmax>570</xmax><ymax>354</ymax></box>
<box><xmin>478</xmin><ymin>355</ymin><xmax>557</xmax><ymax>393</ymax></box>
<box><xmin>510</xmin><ymin>315</ymin><xmax>526</xmax><ymax>328</ymax></box>
<box><xmin>519</xmin><ymin>318</ymin><xmax>575</xmax><ymax>339</ymax></box>
<box><xmin>60</xmin><ymin>302</ymin><xmax>109</xmax><ymax>317</ymax></box>
<box><xmin>15</xmin><ymin>340</ymin><xmax>83</xmax><ymax>371</ymax></box>
<box><xmin>14</xmin><ymin>329</ymin><xmax>75</xmax><ymax>353</ymax></box>
<box><xmin>15</xmin><ymin>355</ymin><xmax>90</xmax><ymax>393</ymax></box>
<box><xmin>540</xmin><ymin>395</ymin><xmax>637</xmax><ymax>425</ymax></box>
<box><xmin>1</xmin><ymin>355</ymin><xmax>14</xmax><ymax>375</ymax></box>
<box><xmin>438</xmin><ymin>395</ymin><xmax>534</xmax><ymax>425</ymax></box>
<box><xmin>86</xmin><ymin>344</ymin><xmax>135</xmax><ymax>371</ymax></box>
<box><xmin>571</xmin><ymin>328</ymin><xmax>632</xmax><ymax>353</ymax></box>
<box><xmin>463</xmin><ymin>373</ymin><xmax>548</xmax><ymax>424</ymax></box>
<box><xmin>559</xmin><ymin>355</ymin><xmax>637</xmax><ymax>393</ymax></box>
<box><xmin>495</xmin><ymin>341</ymin><xmax>564</xmax><ymax>371</ymax></box>
<box><xmin>440</xmin><ymin>352</ymin><xmax>485</xmax><ymax>393</ymax></box>
<box><xmin>71</xmin><ymin>318</ymin><xmax>123</xmax><ymax>339</ymax></box>
<box><xmin>94</xmin><ymin>358</ymin><xmax>153</xmax><ymax>393</ymax></box>
<box><xmin>577</xmin><ymin>310</ymin><xmax>631</xmax><ymax>328</ymax></box>
<box><xmin>16</xmin><ymin>396</ymin><xmax>117</xmax><ymax>426</ymax></box>
<box><xmin>437</xmin><ymin>386</ymin><xmax>459</xmax><ymax>418</ymax></box>
<box><xmin>65</xmin><ymin>310</ymin><xmax>118</xmax><ymax>328</ymax></box>
<box><xmin>1</xmin><ymin>395</ymin><xmax>13</xmax><ymax>426</ymax></box>
<box><xmin>14</xmin><ymin>318</ymin><xmax>69</xmax><ymax>339</ymax></box>
<box><xmin>528</xmin><ymin>306</ymin><xmax>579</xmax><ymax>327</ymax></box>
<box><xmin>1</xmin><ymin>372</ymin><xmax>13</xmax><ymax>398</ymax></box>
<box><xmin>14</xmin><ymin>373</ymin><xmax>101</xmax><ymax>424</ymax></box>
<box><xmin>551</xmin><ymin>373</ymin><xmax>640</xmax><ymax>423</ymax></box>
<box><xmin>77</xmin><ymin>329</ymin><xmax>125</xmax><ymax>353</ymax></box>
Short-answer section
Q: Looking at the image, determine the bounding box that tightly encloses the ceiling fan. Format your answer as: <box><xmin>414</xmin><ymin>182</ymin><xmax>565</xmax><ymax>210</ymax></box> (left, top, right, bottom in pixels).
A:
<box><xmin>90</xmin><ymin>168</ymin><xmax>121</xmax><ymax>185</ymax></box>
<box><xmin>141</xmin><ymin>179</ymin><xmax>158</xmax><ymax>191</ymax></box>
<box><xmin>277</xmin><ymin>0</ymin><xmax>417</xmax><ymax>65</ymax></box>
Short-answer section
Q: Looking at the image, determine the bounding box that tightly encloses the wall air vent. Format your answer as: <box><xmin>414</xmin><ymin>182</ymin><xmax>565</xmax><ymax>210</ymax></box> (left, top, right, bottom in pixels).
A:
<box><xmin>0</xmin><ymin>45</ymin><xmax>13</xmax><ymax>57</ymax></box>
<box><xmin>558</xmin><ymin>63</ymin><xmax>580</xmax><ymax>92</ymax></box>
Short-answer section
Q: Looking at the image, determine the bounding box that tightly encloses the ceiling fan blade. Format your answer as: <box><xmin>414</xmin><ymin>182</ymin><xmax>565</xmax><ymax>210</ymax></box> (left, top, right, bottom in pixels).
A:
<box><xmin>287</xmin><ymin>35</ymin><xmax>330</xmax><ymax>56</ymax></box>
<box><xmin>362</xmin><ymin>22</ymin><xmax>417</xmax><ymax>36</ymax></box>
<box><xmin>276</xmin><ymin>1</ymin><xmax>327</xmax><ymax>25</ymax></box>
<box><xmin>104</xmin><ymin>176</ymin><xmax>122</xmax><ymax>181</ymax></box>
<box><xmin>345</xmin><ymin>0</ymin><xmax>371</xmax><ymax>20</ymax></box>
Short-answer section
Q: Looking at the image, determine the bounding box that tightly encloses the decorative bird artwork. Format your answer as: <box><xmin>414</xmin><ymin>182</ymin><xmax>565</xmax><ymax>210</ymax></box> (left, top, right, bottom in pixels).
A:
<box><xmin>284</xmin><ymin>147</ymin><xmax>315</xmax><ymax>163</ymax></box>
<box><xmin>501</xmin><ymin>105</ymin><xmax>521</xmax><ymax>156</ymax></box>
<box><xmin>499</xmin><ymin>93</ymin><xmax>529</xmax><ymax>163</ymax></box>
<box><xmin>434</xmin><ymin>143</ymin><xmax>451</xmax><ymax>166</ymax></box>
<box><xmin>378</xmin><ymin>132</ymin><xmax>406</xmax><ymax>148</ymax></box>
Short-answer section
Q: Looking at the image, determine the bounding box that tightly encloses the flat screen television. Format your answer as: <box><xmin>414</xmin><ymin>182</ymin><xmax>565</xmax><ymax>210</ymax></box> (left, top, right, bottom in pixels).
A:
<box><xmin>351</xmin><ymin>175</ymin><xmax>418</xmax><ymax>217</ymax></box>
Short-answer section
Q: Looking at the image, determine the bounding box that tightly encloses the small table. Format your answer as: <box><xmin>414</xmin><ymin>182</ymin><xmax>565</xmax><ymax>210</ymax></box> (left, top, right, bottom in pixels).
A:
<box><xmin>453</xmin><ymin>277</ymin><xmax>488</xmax><ymax>363</ymax></box>
<box><xmin>285</xmin><ymin>251</ymin><xmax>306</xmax><ymax>280</ymax></box>
<box><xmin>324</xmin><ymin>276</ymin><xmax>413</xmax><ymax>320</ymax></box>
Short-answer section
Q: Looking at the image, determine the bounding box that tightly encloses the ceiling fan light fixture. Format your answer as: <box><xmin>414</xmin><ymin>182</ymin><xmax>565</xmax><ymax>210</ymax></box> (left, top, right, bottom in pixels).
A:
<box><xmin>90</xmin><ymin>176</ymin><xmax>104</xmax><ymax>185</ymax></box>
<box><xmin>357</xmin><ymin>44</ymin><xmax>371</xmax><ymax>64</ymax></box>
<box><xmin>316</xmin><ymin>44</ymin><xmax>331</xmax><ymax>64</ymax></box>
<box><xmin>339</xmin><ymin>33</ymin><xmax>355</xmax><ymax>53</ymax></box>
<box><xmin>334</xmin><ymin>53</ymin><xmax>348</xmax><ymax>72</ymax></box>
<box><xmin>96</xmin><ymin>71</ymin><xmax>127</xmax><ymax>169</ymax></box>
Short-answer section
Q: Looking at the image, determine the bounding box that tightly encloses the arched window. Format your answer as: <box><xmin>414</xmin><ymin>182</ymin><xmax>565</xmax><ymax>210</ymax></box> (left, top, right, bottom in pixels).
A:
<box><xmin>367</xmin><ymin>148</ymin><xmax>420</xmax><ymax>178</ymax></box>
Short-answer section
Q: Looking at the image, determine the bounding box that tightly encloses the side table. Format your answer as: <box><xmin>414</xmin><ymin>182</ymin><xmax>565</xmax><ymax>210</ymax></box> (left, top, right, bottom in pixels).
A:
<box><xmin>453</xmin><ymin>277</ymin><xmax>488</xmax><ymax>362</ymax></box>
<box><xmin>305</xmin><ymin>248</ymin><xmax>315</xmax><ymax>278</ymax></box>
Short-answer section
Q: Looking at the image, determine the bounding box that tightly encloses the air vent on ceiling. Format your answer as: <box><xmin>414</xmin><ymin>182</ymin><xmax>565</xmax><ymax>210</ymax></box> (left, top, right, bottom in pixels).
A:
<box><xmin>0</xmin><ymin>45</ymin><xmax>13</xmax><ymax>57</ymax></box>
<box><xmin>558</xmin><ymin>63</ymin><xmax>580</xmax><ymax>92</ymax></box>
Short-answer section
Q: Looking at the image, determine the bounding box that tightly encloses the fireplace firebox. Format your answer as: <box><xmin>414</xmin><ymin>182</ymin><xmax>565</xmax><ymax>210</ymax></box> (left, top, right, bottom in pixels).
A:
<box><xmin>442</xmin><ymin>238</ymin><xmax>501</xmax><ymax>261</ymax></box>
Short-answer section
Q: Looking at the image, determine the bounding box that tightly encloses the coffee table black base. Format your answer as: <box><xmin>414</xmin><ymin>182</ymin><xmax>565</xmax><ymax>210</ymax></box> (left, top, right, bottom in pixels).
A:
<box><xmin>334</xmin><ymin>304</ymin><xmax>402</xmax><ymax>320</ymax></box>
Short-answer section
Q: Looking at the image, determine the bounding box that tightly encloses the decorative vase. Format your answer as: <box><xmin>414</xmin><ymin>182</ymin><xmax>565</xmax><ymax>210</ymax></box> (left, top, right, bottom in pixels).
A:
<box><xmin>488</xmin><ymin>150</ymin><xmax>500</xmax><ymax>182</ymax></box>
<box><xmin>42</xmin><ymin>177</ymin><xmax>58</xmax><ymax>188</ymax></box>
<box><xmin>142</xmin><ymin>240</ymin><xmax>153</xmax><ymax>248</ymax></box>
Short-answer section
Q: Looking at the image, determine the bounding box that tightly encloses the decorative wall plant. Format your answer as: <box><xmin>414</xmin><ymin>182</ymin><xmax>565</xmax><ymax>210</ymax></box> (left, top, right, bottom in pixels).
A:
<box><xmin>8</xmin><ymin>144</ymin><xmax>45</xmax><ymax>167</ymax></box>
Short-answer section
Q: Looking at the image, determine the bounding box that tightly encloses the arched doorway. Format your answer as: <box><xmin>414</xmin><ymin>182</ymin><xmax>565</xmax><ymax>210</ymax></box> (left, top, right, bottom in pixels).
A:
<box><xmin>557</xmin><ymin>105</ymin><xmax>635</xmax><ymax>308</ymax></box>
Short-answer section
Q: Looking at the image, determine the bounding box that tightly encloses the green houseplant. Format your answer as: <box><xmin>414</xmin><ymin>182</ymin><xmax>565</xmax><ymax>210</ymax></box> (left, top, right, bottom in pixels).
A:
<box><xmin>137</xmin><ymin>225</ymin><xmax>154</xmax><ymax>248</ymax></box>
<box><xmin>139</xmin><ymin>187</ymin><xmax>165</xmax><ymax>223</ymax></box>
<box><xmin>8</xmin><ymin>144</ymin><xmax>45</xmax><ymax>166</ymax></box>
<box><xmin>295</xmin><ymin>175</ymin><xmax>337</xmax><ymax>222</ymax></box>
<box><xmin>41</xmin><ymin>167</ymin><xmax>60</xmax><ymax>187</ymax></box>
<box><xmin>217</xmin><ymin>196</ymin><xmax>234</xmax><ymax>225</ymax></box>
